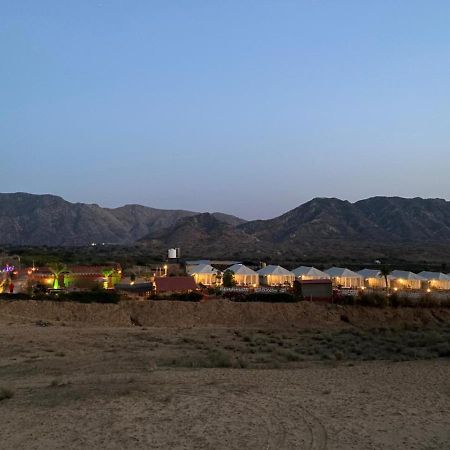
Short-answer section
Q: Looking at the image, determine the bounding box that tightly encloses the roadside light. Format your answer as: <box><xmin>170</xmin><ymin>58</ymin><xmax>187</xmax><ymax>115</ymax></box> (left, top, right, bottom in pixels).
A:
<box><xmin>393</xmin><ymin>287</ymin><xmax>398</xmax><ymax>292</ymax></box>
<box><xmin>427</xmin><ymin>288</ymin><xmax>431</xmax><ymax>293</ymax></box>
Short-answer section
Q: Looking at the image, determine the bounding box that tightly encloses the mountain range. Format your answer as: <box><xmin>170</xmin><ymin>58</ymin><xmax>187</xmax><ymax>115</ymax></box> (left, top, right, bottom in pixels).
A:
<box><xmin>1</xmin><ymin>192</ymin><xmax>450</xmax><ymax>263</ymax></box>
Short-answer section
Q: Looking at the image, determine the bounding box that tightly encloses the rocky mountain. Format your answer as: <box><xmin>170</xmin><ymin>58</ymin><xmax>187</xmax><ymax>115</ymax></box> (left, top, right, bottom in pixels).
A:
<box><xmin>0</xmin><ymin>193</ymin><xmax>244</xmax><ymax>246</ymax></box>
<box><xmin>2</xmin><ymin>193</ymin><xmax>450</xmax><ymax>263</ymax></box>
<box><xmin>142</xmin><ymin>213</ymin><xmax>266</xmax><ymax>258</ymax></box>
<box><xmin>142</xmin><ymin>196</ymin><xmax>450</xmax><ymax>263</ymax></box>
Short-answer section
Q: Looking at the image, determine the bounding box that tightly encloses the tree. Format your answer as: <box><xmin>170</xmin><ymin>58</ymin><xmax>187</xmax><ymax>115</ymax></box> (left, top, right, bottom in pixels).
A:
<box><xmin>102</xmin><ymin>268</ymin><xmax>114</xmax><ymax>289</ymax></box>
<box><xmin>222</xmin><ymin>270</ymin><xmax>236</xmax><ymax>288</ymax></box>
<box><xmin>379</xmin><ymin>265</ymin><xmax>391</xmax><ymax>293</ymax></box>
<box><xmin>48</xmin><ymin>263</ymin><xmax>68</xmax><ymax>290</ymax></box>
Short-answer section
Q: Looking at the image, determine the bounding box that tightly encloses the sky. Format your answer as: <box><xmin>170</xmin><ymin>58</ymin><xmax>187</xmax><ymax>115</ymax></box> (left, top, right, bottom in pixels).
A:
<box><xmin>1</xmin><ymin>1</ymin><xmax>450</xmax><ymax>219</ymax></box>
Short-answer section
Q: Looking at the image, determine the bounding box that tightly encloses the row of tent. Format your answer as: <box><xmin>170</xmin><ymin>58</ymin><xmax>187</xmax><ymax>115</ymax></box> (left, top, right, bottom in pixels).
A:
<box><xmin>187</xmin><ymin>263</ymin><xmax>450</xmax><ymax>290</ymax></box>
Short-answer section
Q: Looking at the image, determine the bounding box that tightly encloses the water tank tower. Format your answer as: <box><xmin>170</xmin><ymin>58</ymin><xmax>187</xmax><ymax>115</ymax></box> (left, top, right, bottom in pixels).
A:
<box><xmin>168</xmin><ymin>248</ymin><xmax>180</xmax><ymax>260</ymax></box>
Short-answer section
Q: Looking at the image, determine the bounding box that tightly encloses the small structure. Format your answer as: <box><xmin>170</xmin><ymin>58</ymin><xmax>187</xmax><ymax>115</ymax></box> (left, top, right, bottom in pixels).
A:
<box><xmin>226</xmin><ymin>264</ymin><xmax>259</xmax><ymax>287</ymax></box>
<box><xmin>257</xmin><ymin>265</ymin><xmax>295</xmax><ymax>286</ymax></box>
<box><xmin>187</xmin><ymin>264</ymin><xmax>222</xmax><ymax>286</ymax></box>
<box><xmin>167</xmin><ymin>248</ymin><xmax>181</xmax><ymax>261</ymax></box>
<box><xmin>297</xmin><ymin>279</ymin><xmax>333</xmax><ymax>302</ymax></box>
<box><xmin>292</xmin><ymin>266</ymin><xmax>330</xmax><ymax>280</ymax></box>
<box><xmin>390</xmin><ymin>271</ymin><xmax>425</xmax><ymax>290</ymax></box>
<box><xmin>325</xmin><ymin>267</ymin><xmax>364</xmax><ymax>289</ymax></box>
<box><xmin>358</xmin><ymin>268</ymin><xmax>389</xmax><ymax>289</ymax></box>
<box><xmin>418</xmin><ymin>271</ymin><xmax>450</xmax><ymax>291</ymax></box>
<box><xmin>153</xmin><ymin>276</ymin><xmax>197</xmax><ymax>294</ymax></box>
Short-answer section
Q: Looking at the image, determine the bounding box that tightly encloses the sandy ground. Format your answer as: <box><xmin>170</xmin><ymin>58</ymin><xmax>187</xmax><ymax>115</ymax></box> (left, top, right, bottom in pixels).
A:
<box><xmin>0</xmin><ymin>319</ymin><xmax>450</xmax><ymax>450</ymax></box>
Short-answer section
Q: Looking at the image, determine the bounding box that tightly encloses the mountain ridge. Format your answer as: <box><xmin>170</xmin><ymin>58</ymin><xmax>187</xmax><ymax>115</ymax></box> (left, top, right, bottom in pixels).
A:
<box><xmin>2</xmin><ymin>193</ymin><xmax>450</xmax><ymax>263</ymax></box>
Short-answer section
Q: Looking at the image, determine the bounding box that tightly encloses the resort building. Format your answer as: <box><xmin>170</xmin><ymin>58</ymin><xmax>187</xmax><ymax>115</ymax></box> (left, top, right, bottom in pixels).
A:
<box><xmin>187</xmin><ymin>264</ymin><xmax>222</xmax><ymax>286</ymax></box>
<box><xmin>226</xmin><ymin>264</ymin><xmax>259</xmax><ymax>287</ymax></box>
<box><xmin>292</xmin><ymin>266</ymin><xmax>330</xmax><ymax>280</ymax></box>
<box><xmin>257</xmin><ymin>265</ymin><xmax>295</xmax><ymax>286</ymax></box>
<box><xmin>390</xmin><ymin>271</ymin><xmax>425</xmax><ymax>290</ymax></box>
<box><xmin>325</xmin><ymin>267</ymin><xmax>364</xmax><ymax>289</ymax></box>
<box><xmin>297</xmin><ymin>280</ymin><xmax>333</xmax><ymax>302</ymax></box>
<box><xmin>27</xmin><ymin>264</ymin><xmax>122</xmax><ymax>290</ymax></box>
<box><xmin>153</xmin><ymin>276</ymin><xmax>197</xmax><ymax>294</ymax></box>
<box><xmin>357</xmin><ymin>269</ymin><xmax>389</xmax><ymax>289</ymax></box>
<box><xmin>417</xmin><ymin>272</ymin><xmax>450</xmax><ymax>291</ymax></box>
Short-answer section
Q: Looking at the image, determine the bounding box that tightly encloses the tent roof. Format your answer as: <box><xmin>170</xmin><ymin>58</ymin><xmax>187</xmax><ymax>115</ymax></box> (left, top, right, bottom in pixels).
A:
<box><xmin>187</xmin><ymin>264</ymin><xmax>220</xmax><ymax>275</ymax></box>
<box><xmin>292</xmin><ymin>266</ymin><xmax>330</xmax><ymax>278</ymax></box>
<box><xmin>325</xmin><ymin>267</ymin><xmax>363</xmax><ymax>278</ymax></box>
<box><xmin>257</xmin><ymin>265</ymin><xmax>294</xmax><ymax>276</ymax></box>
<box><xmin>358</xmin><ymin>268</ymin><xmax>382</xmax><ymax>278</ymax></box>
<box><xmin>390</xmin><ymin>270</ymin><xmax>426</xmax><ymax>281</ymax></box>
<box><xmin>186</xmin><ymin>260</ymin><xmax>210</xmax><ymax>266</ymax></box>
<box><xmin>417</xmin><ymin>271</ymin><xmax>450</xmax><ymax>281</ymax></box>
<box><xmin>226</xmin><ymin>264</ymin><xmax>258</xmax><ymax>276</ymax></box>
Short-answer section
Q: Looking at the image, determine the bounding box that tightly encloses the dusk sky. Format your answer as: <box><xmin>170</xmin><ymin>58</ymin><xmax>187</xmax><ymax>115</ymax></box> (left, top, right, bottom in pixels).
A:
<box><xmin>2</xmin><ymin>1</ymin><xmax>450</xmax><ymax>219</ymax></box>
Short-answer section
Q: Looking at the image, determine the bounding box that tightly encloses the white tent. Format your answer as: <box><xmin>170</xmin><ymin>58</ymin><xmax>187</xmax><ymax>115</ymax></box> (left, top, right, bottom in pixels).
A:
<box><xmin>390</xmin><ymin>270</ymin><xmax>425</xmax><ymax>290</ymax></box>
<box><xmin>418</xmin><ymin>271</ymin><xmax>450</xmax><ymax>290</ymax></box>
<box><xmin>325</xmin><ymin>267</ymin><xmax>363</xmax><ymax>289</ymax></box>
<box><xmin>292</xmin><ymin>266</ymin><xmax>330</xmax><ymax>280</ymax></box>
<box><xmin>226</xmin><ymin>264</ymin><xmax>259</xmax><ymax>286</ymax></box>
<box><xmin>257</xmin><ymin>265</ymin><xmax>295</xmax><ymax>286</ymax></box>
<box><xmin>187</xmin><ymin>264</ymin><xmax>221</xmax><ymax>286</ymax></box>
<box><xmin>357</xmin><ymin>268</ymin><xmax>390</xmax><ymax>289</ymax></box>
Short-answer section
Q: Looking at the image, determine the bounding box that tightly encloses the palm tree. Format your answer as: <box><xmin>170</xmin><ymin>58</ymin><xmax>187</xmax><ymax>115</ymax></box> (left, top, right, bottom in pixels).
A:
<box><xmin>379</xmin><ymin>265</ymin><xmax>391</xmax><ymax>293</ymax></box>
<box><xmin>48</xmin><ymin>263</ymin><xmax>68</xmax><ymax>290</ymax></box>
<box><xmin>102</xmin><ymin>268</ymin><xmax>114</xmax><ymax>289</ymax></box>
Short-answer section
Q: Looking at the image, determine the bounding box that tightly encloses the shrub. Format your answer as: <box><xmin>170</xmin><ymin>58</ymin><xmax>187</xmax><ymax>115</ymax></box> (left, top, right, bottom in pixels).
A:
<box><xmin>206</xmin><ymin>349</ymin><xmax>233</xmax><ymax>368</ymax></box>
<box><xmin>153</xmin><ymin>291</ymin><xmax>203</xmax><ymax>302</ymax></box>
<box><xmin>61</xmin><ymin>290</ymin><xmax>121</xmax><ymax>304</ymax></box>
<box><xmin>221</xmin><ymin>291</ymin><xmax>246</xmax><ymax>301</ymax></box>
<box><xmin>0</xmin><ymin>387</ymin><xmax>14</xmax><ymax>401</ymax></box>
<box><xmin>0</xmin><ymin>292</ymin><xmax>31</xmax><ymax>300</ymax></box>
<box><xmin>232</xmin><ymin>292</ymin><xmax>297</xmax><ymax>303</ymax></box>
<box><xmin>358</xmin><ymin>292</ymin><xmax>389</xmax><ymax>308</ymax></box>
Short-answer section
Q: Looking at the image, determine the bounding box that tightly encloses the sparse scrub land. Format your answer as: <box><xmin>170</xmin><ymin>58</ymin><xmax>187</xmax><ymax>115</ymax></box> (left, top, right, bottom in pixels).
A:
<box><xmin>1</xmin><ymin>318</ymin><xmax>450</xmax><ymax>448</ymax></box>
<box><xmin>151</xmin><ymin>324</ymin><xmax>450</xmax><ymax>368</ymax></box>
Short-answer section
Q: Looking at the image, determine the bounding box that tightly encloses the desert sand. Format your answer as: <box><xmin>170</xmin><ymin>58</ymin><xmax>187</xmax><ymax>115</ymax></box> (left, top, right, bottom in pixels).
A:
<box><xmin>0</xmin><ymin>301</ymin><xmax>450</xmax><ymax>449</ymax></box>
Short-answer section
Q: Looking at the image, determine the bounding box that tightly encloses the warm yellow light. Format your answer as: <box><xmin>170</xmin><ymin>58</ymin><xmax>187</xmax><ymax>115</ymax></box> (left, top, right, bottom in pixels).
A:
<box><xmin>427</xmin><ymin>288</ymin><xmax>431</xmax><ymax>293</ymax></box>
<box><xmin>361</xmin><ymin>286</ymin><xmax>366</xmax><ymax>290</ymax></box>
<box><xmin>393</xmin><ymin>287</ymin><xmax>398</xmax><ymax>292</ymax></box>
<box><xmin>130</xmin><ymin>281</ymin><xmax>135</xmax><ymax>286</ymax></box>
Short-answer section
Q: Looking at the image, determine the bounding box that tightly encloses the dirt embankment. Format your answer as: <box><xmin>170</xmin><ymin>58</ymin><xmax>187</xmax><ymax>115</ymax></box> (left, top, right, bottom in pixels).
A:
<box><xmin>1</xmin><ymin>299</ymin><xmax>450</xmax><ymax>329</ymax></box>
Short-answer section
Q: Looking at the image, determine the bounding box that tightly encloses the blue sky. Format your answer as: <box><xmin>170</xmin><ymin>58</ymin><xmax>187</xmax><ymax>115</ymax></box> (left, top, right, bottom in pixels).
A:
<box><xmin>1</xmin><ymin>1</ymin><xmax>450</xmax><ymax>219</ymax></box>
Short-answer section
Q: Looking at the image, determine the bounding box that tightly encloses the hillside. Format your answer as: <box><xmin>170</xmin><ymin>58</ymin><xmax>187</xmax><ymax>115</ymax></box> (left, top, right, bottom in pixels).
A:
<box><xmin>142</xmin><ymin>213</ymin><xmax>267</xmax><ymax>258</ymax></box>
<box><xmin>143</xmin><ymin>196</ymin><xmax>450</xmax><ymax>263</ymax></box>
<box><xmin>0</xmin><ymin>193</ymin><xmax>244</xmax><ymax>246</ymax></box>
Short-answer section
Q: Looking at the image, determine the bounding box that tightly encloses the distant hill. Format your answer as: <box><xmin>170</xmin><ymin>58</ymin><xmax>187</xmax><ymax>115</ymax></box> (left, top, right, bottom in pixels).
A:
<box><xmin>0</xmin><ymin>193</ymin><xmax>244</xmax><ymax>246</ymax></box>
<box><xmin>142</xmin><ymin>196</ymin><xmax>450</xmax><ymax>263</ymax></box>
<box><xmin>142</xmin><ymin>213</ymin><xmax>266</xmax><ymax>258</ymax></box>
<box><xmin>2</xmin><ymin>193</ymin><xmax>450</xmax><ymax>264</ymax></box>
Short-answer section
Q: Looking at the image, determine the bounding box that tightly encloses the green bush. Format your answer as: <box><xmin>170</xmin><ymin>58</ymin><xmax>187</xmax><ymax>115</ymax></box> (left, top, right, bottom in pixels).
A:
<box><xmin>61</xmin><ymin>291</ymin><xmax>120</xmax><ymax>304</ymax></box>
<box><xmin>153</xmin><ymin>291</ymin><xmax>203</xmax><ymax>302</ymax></box>
<box><xmin>358</xmin><ymin>292</ymin><xmax>389</xmax><ymax>308</ymax></box>
<box><xmin>0</xmin><ymin>292</ymin><xmax>32</xmax><ymax>300</ymax></box>
<box><xmin>232</xmin><ymin>292</ymin><xmax>297</xmax><ymax>303</ymax></box>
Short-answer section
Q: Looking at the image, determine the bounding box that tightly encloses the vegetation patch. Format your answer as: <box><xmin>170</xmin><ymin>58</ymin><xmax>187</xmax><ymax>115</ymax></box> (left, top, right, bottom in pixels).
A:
<box><xmin>0</xmin><ymin>387</ymin><xmax>14</xmax><ymax>402</ymax></box>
